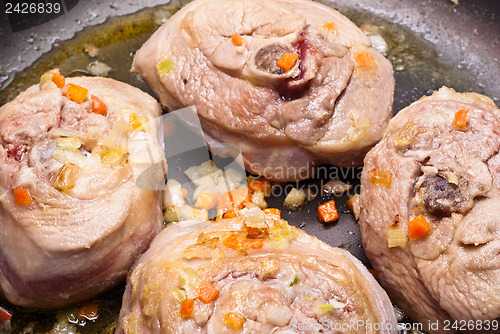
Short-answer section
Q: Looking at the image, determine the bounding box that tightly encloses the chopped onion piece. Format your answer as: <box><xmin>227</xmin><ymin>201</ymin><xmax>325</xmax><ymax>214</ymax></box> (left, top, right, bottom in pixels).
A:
<box><xmin>322</xmin><ymin>178</ymin><xmax>352</xmax><ymax>195</ymax></box>
<box><xmin>171</xmin><ymin>288</ymin><xmax>187</xmax><ymax>302</ymax></box>
<box><xmin>387</xmin><ymin>226</ymin><xmax>408</xmax><ymax>248</ymax></box>
<box><xmin>178</xmin><ymin>267</ymin><xmax>198</xmax><ymax>290</ymax></box>
<box><xmin>156</xmin><ymin>58</ymin><xmax>175</xmax><ymax>77</ymax></box>
<box><xmin>241</xmin><ymin>204</ymin><xmax>267</xmax><ymax>228</ymax></box>
<box><xmin>87</xmin><ymin>61</ymin><xmax>112</xmax><ymax>77</ymax></box>
<box><xmin>39</xmin><ymin>72</ymin><xmax>57</xmax><ymax>90</ymax></box>
<box><xmin>284</xmin><ymin>188</ymin><xmax>306</xmax><ymax>209</ymax></box>
<box><xmin>368</xmin><ymin>35</ymin><xmax>388</xmax><ymax>55</ymax></box>
<box><xmin>328</xmin><ymin>298</ymin><xmax>346</xmax><ymax>309</ymax></box>
<box><xmin>446</xmin><ymin>171</ymin><xmax>459</xmax><ymax>185</ymax></box>
<box><xmin>164</xmin><ymin>179</ymin><xmax>186</xmax><ymax>208</ymax></box>
<box><xmin>251</xmin><ymin>190</ymin><xmax>268</xmax><ymax>209</ymax></box>
<box><xmin>48</xmin><ymin>128</ymin><xmax>84</xmax><ymax>139</ymax></box>
<box><xmin>185</xmin><ymin>161</ymin><xmax>245</xmax><ymax>202</ymax></box>
<box><xmin>347</xmin><ymin>194</ymin><xmax>361</xmax><ymax>220</ymax></box>
<box><xmin>57</xmin><ymin>137</ymin><xmax>82</xmax><ymax>150</ymax></box>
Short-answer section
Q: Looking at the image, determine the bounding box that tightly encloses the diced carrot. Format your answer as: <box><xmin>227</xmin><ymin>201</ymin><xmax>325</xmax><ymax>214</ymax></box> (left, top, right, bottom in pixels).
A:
<box><xmin>232</xmin><ymin>188</ymin><xmax>251</xmax><ymax>207</ymax></box>
<box><xmin>180</xmin><ymin>298</ymin><xmax>194</xmax><ymax>318</ymax></box>
<box><xmin>223</xmin><ymin>209</ymin><xmax>238</xmax><ymax>219</ymax></box>
<box><xmin>222</xmin><ymin>234</ymin><xmax>240</xmax><ymax>249</ymax></box>
<box><xmin>129</xmin><ymin>113</ymin><xmax>143</xmax><ymax>130</ymax></box>
<box><xmin>222</xmin><ymin>232</ymin><xmax>264</xmax><ymax>250</ymax></box>
<box><xmin>13</xmin><ymin>188</ymin><xmax>32</xmax><ymax>206</ymax></box>
<box><xmin>195</xmin><ymin>192</ymin><xmax>219</xmax><ymax>210</ymax></box>
<box><xmin>408</xmin><ymin>214</ymin><xmax>430</xmax><ymax>240</ymax></box>
<box><xmin>248</xmin><ymin>177</ymin><xmax>272</xmax><ymax>196</ymax></box>
<box><xmin>224</xmin><ymin>312</ymin><xmax>244</xmax><ymax>329</ymax></box>
<box><xmin>62</xmin><ymin>83</ymin><xmax>88</xmax><ymax>103</ymax></box>
<box><xmin>217</xmin><ymin>188</ymin><xmax>251</xmax><ymax>216</ymax></box>
<box><xmin>368</xmin><ymin>168</ymin><xmax>393</xmax><ymax>187</ymax></box>
<box><xmin>91</xmin><ymin>95</ymin><xmax>107</xmax><ymax>116</ymax></box>
<box><xmin>263</xmin><ymin>208</ymin><xmax>281</xmax><ymax>220</ymax></box>
<box><xmin>218</xmin><ymin>192</ymin><xmax>234</xmax><ymax>216</ymax></box>
<box><xmin>276</xmin><ymin>52</ymin><xmax>299</xmax><ymax>72</ymax></box>
<box><xmin>231</xmin><ymin>33</ymin><xmax>245</xmax><ymax>46</ymax></box>
<box><xmin>78</xmin><ymin>301</ymin><xmax>99</xmax><ymax>320</ymax></box>
<box><xmin>354</xmin><ymin>52</ymin><xmax>375</xmax><ymax>68</ymax></box>
<box><xmin>323</xmin><ymin>22</ymin><xmax>335</xmax><ymax>31</ymax></box>
<box><xmin>318</xmin><ymin>200</ymin><xmax>339</xmax><ymax>223</ymax></box>
<box><xmin>50</xmin><ymin>69</ymin><xmax>65</xmax><ymax>88</ymax></box>
<box><xmin>197</xmin><ymin>281</ymin><xmax>218</xmax><ymax>303</ymax></box>
<box><xmin>453</xmin><ymin>109</ymin><xmax>469</xmax><ymax>129</ymax></box>
<box><xmin>241</xmin><ymin>238</ymin><xmax>264</xmax><ymax>249</ymax></box>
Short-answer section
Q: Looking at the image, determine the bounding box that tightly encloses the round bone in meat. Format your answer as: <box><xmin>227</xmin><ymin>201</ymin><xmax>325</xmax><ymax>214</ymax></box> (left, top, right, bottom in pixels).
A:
<box><xmin>359</xmin><ymin>87</ymin><xmax>500</xmax><ymax>333</ymax></box>
<box><xmin>132</xmin><ymin>0</ymin><xmax>394</xmax><ymax>181</ymax></box>
<box><xmin>115</xmin><ymin>214</ymin><xmax>397</xmax><ymax>333</ymax></box>
<box><xmin>0</xmin><ymin>73</ymin><xmax>164</xmax><ymax>309</ymax></box>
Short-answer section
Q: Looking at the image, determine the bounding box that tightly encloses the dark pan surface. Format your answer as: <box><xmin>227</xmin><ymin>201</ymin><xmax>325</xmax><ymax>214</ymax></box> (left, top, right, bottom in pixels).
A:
<box><xmin>0</xmin><ymin>0</ymin><xmax>499</xmax><ymax>332</ymax></box>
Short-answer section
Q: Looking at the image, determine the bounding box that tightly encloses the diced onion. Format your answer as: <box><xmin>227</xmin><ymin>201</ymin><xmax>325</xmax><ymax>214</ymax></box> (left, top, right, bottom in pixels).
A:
<box><xmin>48</xmin><ymin>128</ymin><xmax>84</xmax><ymax>139</ymax></box>
<box><xmin>251</xmin><ymin>190</ymin><xmax>268</xmax><ymax>209</ymax></box>
<box><xmin>171</xmin><ymin>288</ymin><xmax>187</xmax><ymax>302</ymax></box>
<box><xmin>57</xmin><ymin>137</ymin><xmax>82</xmax><ymax>150</ymax></box>
<box><xmin>368</xmin><ymin>35</ymin><xmax>388</xmax><ymax>55</ymax></box>
<box><xmin>322</xmin><ymin>178</ymin><xmax>352</xmax><ymax>195</ymax></box>
<box><xmin>129</xmin><ymin>131</ymin><xmax>164</xmax><ymax>165</ymax></box>
<box><xmin>387</xmin><ymin>226</ymin><xmax>408</xmax><ymax>248</ymax></box>
<box><xmin>87</xmin><ymin>61</ymin><xmax>112</xmax><ymax>77</ymax></box>
<box><xmin>156</xmin><ymin>58</ymin><xmax>175</xmax><ymax>77</ymax></box>
<box><xmin>164</xmin><ymin>179</ymin><xmax>186</xmax><ymax>208</ymax></box>
<box><xmin>240</xmin><ymin>204</ymin><xmax>267</xmax><ymax>228</ymax></box>
<box><xmin>185</xmin><ymin>161</ymin><xmax>245</xmax><ymax>201</ymax></box>
<box><xmin>328</xmin><ymin>298</ymin><xmax>346</xmax><ymax>309</ymax></box>
<box><xmin>446</xmin><ymin>171</ymin><xmax>459</xmax><ymax>185</ymax></box>
<box><xmin>347</xmin><ymin>194</ymin><xmax>360</xmax><ymax>220</ymax></box>
<box><xmin>178</xmin><ymin>267</ymin><xmax>198</xmax><ymax>290</ymax></box>
<box><xmin>39</xmin><ymin>72</ymin><xmax>57</xmax><ymax>90</ymax></box>
<box><xmin>284</xmin><ymin>188</ymin><xmax>306</xmax><ymax>209</ymax></box>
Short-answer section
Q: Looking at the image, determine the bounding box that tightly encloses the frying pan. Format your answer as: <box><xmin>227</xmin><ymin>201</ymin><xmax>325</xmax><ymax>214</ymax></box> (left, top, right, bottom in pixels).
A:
<box><xmin>0</xmin><ymin>0</ymin><xmax>499</xmax><ymax>332</ymax></box>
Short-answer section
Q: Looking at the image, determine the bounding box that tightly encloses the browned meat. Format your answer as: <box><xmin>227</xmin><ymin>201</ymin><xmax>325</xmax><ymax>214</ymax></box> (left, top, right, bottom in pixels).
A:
<box><xmin>0</xmin><ymin>73</ymin><xmax>164</xmax><ymax>309</ymax></box>
<box><xmin>132</xmin><ymin>0</ymin><xmax>394</xmax><ymax>181</ymax></box>
<box><xmin>115</xmin><ymin>209</ymin><xmax>398</xmax><ymax>334</ymax></box>
<box><xmin>359</xmin><ymin>87</ymin><xmax>500</xmax><ymax>333</ymax></box>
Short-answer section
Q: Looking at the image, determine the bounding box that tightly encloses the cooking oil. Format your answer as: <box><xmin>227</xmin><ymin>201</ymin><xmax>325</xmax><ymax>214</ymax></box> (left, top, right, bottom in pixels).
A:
<box><xmin>0</xmin><ymin>1</ymin><xmax>188</xmax><ymax>105</ymax></box>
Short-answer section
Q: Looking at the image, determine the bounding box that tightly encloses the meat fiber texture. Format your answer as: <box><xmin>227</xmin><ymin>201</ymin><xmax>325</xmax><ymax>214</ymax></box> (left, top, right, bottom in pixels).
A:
<box><xmin>132</xmin><ymin>0</ymin><xmax>394</xmax><ymax>181</ymax></box>
<box><xmin>359</xmin><ymin>87</ymin><xmax>500</xmax><ymax>333</ymax></box>
<box><xmin>0</xmin><ymin>75</ymin><xmax>165</xmax><ymax>309</ymax></box>
<box><xmin>115</xmin><ymin>216</ymin><xmax>397</xmax><ymax>334</ymax></box>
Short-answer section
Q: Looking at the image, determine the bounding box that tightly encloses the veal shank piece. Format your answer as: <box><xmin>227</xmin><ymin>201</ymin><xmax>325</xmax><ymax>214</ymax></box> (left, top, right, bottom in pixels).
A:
<box><xmin>359</xmin><ymin>87</ymin><xmax>500</xmax><ymax>333</ymax></box>
<box><xmin>132</xmin><ymin>0</ymin><xmax>394</xmax><ymax>181</ymax></box>
<box><xmin>116</xmin><ymin>207</ymin><xmax>397</xmax><ymax>333</ymax></box>
<box><xmin>0</xmin><ymin>71</ymin><xmax>164</xmax><ymax>309</ymax></box>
